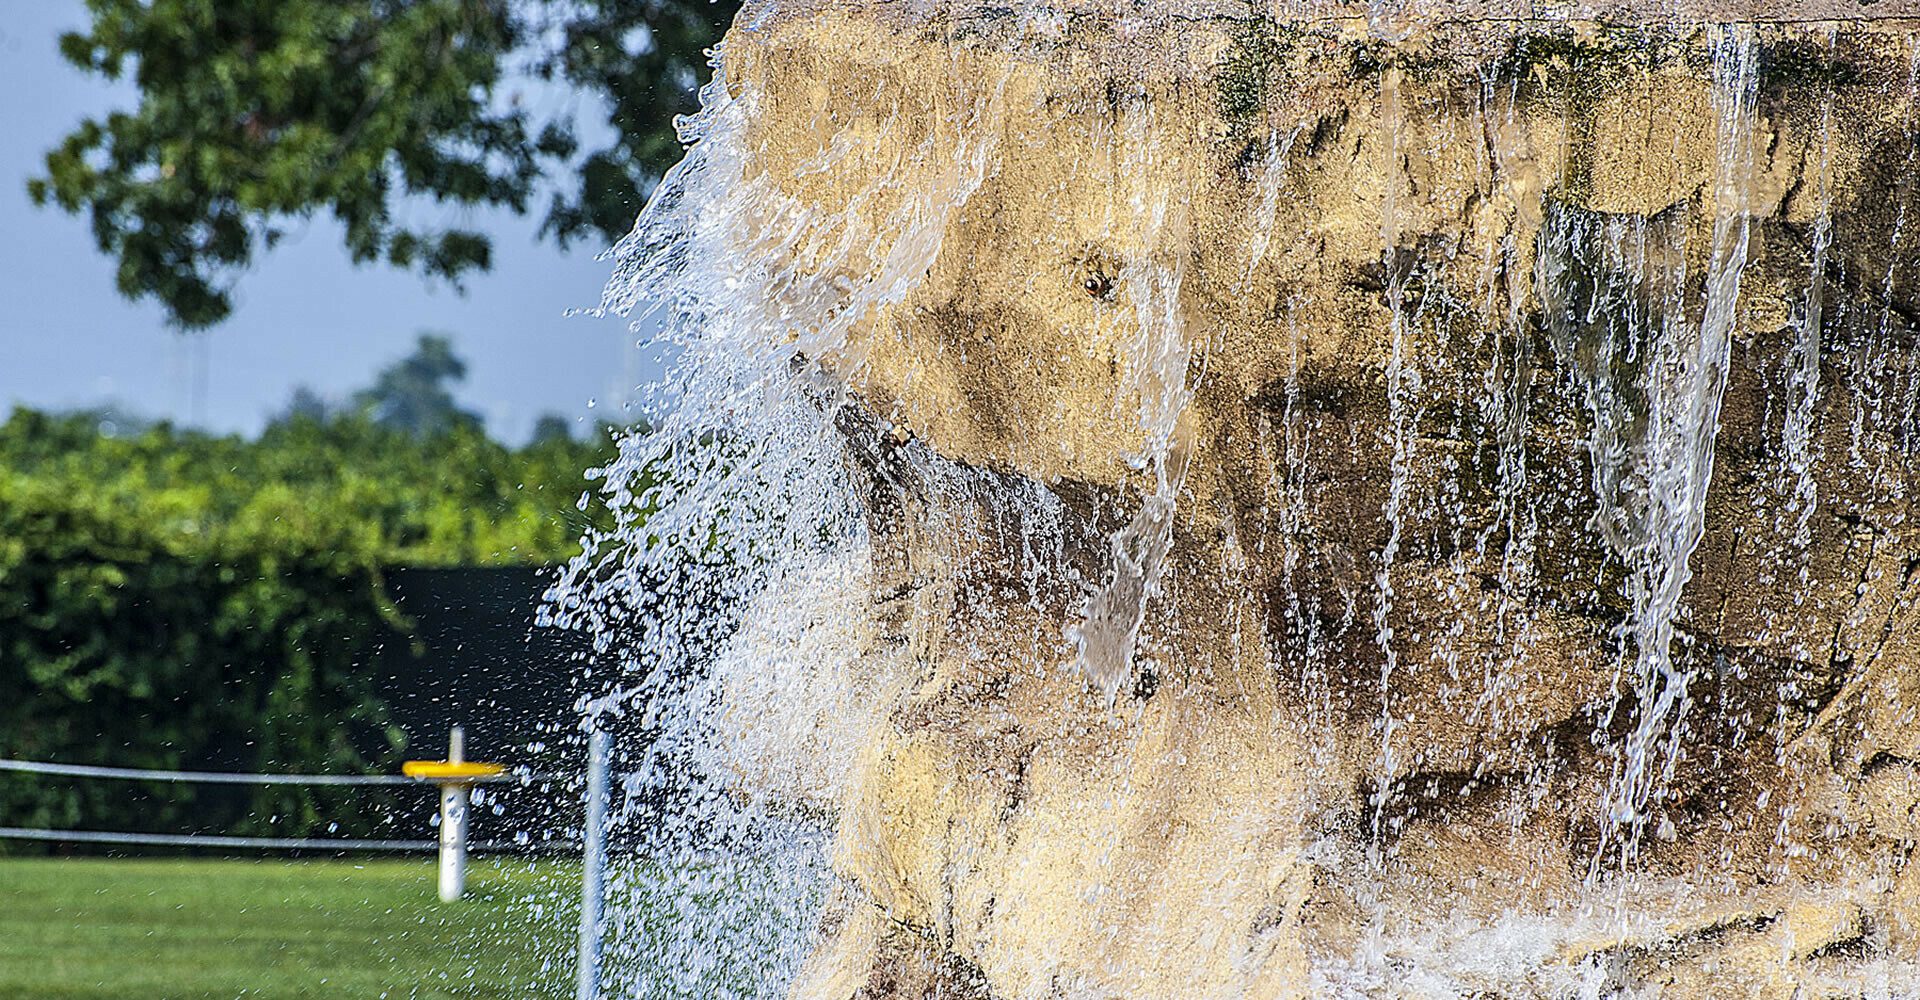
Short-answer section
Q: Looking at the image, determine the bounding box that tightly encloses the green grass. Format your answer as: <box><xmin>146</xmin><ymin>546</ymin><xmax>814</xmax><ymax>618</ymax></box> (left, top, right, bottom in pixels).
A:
<box><xmin>0</xmin><ymin>857</ymin><xmax>579</xmax><ymax>1000</ymax></box>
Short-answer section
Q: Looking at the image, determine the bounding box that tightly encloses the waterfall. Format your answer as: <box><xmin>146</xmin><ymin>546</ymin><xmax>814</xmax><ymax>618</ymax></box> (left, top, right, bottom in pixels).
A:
<box><xmin>1533</xmin><ymin>26</ymin><xmax>1759</xmax><ymax>855</ymax></box>
<box><xmin>1782</xmin><ymin>33</ymin><xmax>1835</xmax><ymax>552</ymax></box>
<box><xmin>1066</xmin><ymin>103</ymin><xmax>1200</xmax><ymax>703</ymax></box>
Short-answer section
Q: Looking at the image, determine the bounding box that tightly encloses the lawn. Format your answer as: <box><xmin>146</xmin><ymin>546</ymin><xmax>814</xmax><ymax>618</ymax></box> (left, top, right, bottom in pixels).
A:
<box><xmin>0</xmin><ymin>856</ymin><xmax>579</xmax><ymax>1000</ymax></box>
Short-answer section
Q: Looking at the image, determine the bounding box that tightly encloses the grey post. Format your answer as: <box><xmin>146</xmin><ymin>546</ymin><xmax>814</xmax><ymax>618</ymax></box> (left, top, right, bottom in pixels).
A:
<box><xmin>575</xmin><ymin>726</ymin><xmax>611</xmax><ymax>1000</ymax></box>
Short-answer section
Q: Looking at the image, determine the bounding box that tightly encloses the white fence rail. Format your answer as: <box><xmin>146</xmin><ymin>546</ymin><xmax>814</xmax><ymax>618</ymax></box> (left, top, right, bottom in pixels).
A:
<box><xmin>0</xmin><ymin>743</ymin><xmax>563</xmax><ymax>856</ymax></box>
<box><xmin>0</xmin><ymin>826</ymin><xmax>440</xmax><ymax>851</ymax></box>
<box><xmin>0</xmin><ymin>756</ymin><xmax>552</xmax><ymax>785</ymax></box>
<box><xmin>3</xmin><ymin>728</ymin><xmax>615</xmax><ymax>998</ymax></box>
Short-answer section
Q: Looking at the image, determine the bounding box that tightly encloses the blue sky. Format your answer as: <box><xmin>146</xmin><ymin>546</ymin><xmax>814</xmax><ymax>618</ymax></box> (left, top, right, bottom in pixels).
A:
<box><xmin>0</xmin><ymin>2</ymin><xmax>669</xmax><ymax>444</ymax></box>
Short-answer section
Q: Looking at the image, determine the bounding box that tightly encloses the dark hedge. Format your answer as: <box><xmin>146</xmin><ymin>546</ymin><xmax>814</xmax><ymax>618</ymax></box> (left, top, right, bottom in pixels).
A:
<box><xmin>0</xmin><ymin>407</ymin><xmax>620</xmax><ymax>850</ymax></box>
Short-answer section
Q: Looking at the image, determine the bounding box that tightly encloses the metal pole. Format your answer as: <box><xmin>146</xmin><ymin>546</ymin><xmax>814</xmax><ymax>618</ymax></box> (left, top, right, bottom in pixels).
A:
<box><xmin>575</xmin><ymin>727</ymin><xmax>610</xmax><ymax>1000</ymax></box>
<box><xmin>438</xmin><ymin>726</ymin><xmax>469</xmax><ymax>903</ymax></box>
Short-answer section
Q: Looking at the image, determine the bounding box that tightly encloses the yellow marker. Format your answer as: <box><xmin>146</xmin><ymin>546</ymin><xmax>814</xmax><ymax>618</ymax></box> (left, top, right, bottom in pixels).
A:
<box><xmin>404</xmin><ymin>728</ymin><xmax>504</xmax><ymax>901</ymax></box>
<box><xmin>402</xmin><ymin>760</ymin><xmax>507</xmax><ymax>781</ymax></box>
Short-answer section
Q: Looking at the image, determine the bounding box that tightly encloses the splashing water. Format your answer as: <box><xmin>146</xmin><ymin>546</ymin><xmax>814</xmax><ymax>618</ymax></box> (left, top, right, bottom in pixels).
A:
<box><xmin>541</xmin><ymin>35</ymin><xmax>1012</xmax><ymax>996</ymax></box>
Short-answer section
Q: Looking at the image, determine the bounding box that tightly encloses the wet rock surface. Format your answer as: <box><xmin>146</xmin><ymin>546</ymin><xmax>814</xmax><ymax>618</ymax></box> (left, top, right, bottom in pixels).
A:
<box><xmin>701</xmin><ymin>3</ymin><xmax>1920</xmax><ymax>996</ymax></box>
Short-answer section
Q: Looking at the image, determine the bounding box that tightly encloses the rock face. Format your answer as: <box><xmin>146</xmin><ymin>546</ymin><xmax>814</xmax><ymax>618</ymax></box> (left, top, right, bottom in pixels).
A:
<box><xmin>698</xmin><ymin>3</ymin><xmax>1920</xmax><ymax>996</ymax></box>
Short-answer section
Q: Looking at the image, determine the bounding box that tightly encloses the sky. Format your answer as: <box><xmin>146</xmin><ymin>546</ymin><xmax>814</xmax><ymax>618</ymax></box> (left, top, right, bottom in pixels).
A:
<box><xmin>0</xmin><ymin>2</ymin><xmax>668</xmax><ymax>445</ymax></box>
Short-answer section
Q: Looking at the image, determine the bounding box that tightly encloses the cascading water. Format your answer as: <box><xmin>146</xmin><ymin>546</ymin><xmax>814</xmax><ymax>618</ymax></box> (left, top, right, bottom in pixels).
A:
<box><xmin>1533</xmin><ymin>26</ymin><xmax>1760</xmax><ymax>859</ymax></box>
<box><xmin>541</xmin><ymin>4</ymin><xmax>1920</xmax><ymax>998</ymax></box>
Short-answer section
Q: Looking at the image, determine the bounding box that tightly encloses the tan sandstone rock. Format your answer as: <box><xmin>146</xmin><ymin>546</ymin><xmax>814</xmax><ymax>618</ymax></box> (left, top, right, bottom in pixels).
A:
<box><xmin>702</xmin><ymin>2</ymin><xmax>1920</xmax><ymax>996</ymax></box>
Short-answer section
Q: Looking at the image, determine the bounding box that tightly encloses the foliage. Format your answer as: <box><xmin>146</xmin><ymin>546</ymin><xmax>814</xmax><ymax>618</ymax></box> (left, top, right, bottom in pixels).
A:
<box><xmin>530</xmin><ymin>0</ymin><xmax>741</xmax><ymax>248</ymax></box>
<box><xmin>0</xmin><ymin>406</ymin><xmax>623</xmax><ymax>847</ymax></box>
<box><xmin>530</xmin><ymin>411</ymin><xmax>577</xmax><ymax>443</ymax></box>
<box><xmin>31</xmin><ymin>0</ymin><xmax>742</xmax><ymax>329</ymax></box>
<box><xmin>349</xmin><ymin>331</ymin><xmax>482</xmax><ymax>435</ymax></box>
<box><xmin>1</xmin><ymin>406</ymin><xmax>617</xmax><ymax>567</ymax></box>
<box><xmin>30</xmin><ymin>0</ymin><xmax>537</xmax><ymax>329</ymax></box>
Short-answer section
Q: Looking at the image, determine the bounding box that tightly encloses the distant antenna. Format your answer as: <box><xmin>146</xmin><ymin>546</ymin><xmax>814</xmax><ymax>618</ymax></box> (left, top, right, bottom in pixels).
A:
<box><xmin>191</xmin><ymin>332</ymin><xmax>211</xmax><ymax>427</ymax></box>
<box><xmin>174</xmin><ymin>332</ymin><xmax>211</xmax><ymax>427</ymax></box>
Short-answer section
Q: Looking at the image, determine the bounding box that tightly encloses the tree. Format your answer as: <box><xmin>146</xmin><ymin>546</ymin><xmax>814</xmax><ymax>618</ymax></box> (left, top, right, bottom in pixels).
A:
<box><xmin>353</xmin><ymin>332</ymin><xmax>482</xmax><ymax>435</ymax></box>
<box><xmin>30</xmin><ymin>0</ymin><xmax>742</xmax><ymax>329</ymax></box>
<box><xmin>530</xmin><ymin>411</ymin><xmax>575</xmax><ymax>444</ymax></box>
<box><xmin>275</xmin><ymin>385</ymin><xmax>334</xmax><ymax>425</ymax></box>
<box><xmin>530</xmin><ymin>0</ymin><xmax>737</xmax><ymax>247</ymax></box>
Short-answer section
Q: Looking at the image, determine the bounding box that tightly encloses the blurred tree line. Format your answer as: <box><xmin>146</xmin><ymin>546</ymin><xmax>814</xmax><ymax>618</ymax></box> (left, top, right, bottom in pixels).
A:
<box><xmin>0</xmin><ymin>335</ymin><xmax>642</xmax><ymax>851</ymax></box>
<box><xmin>12</xmin><ymin>0</ymin><xmax>725</xmax><ymax>850</ymax></box>
<box><xmin>32</xmin><ymin>0</ymin><xmax>742</xmax><ymax>328</ymax></box>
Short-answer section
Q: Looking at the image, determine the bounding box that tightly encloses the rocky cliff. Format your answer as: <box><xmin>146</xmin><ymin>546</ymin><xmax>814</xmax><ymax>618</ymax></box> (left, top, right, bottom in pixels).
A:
<box><xmin>660</xmin><ymin>2</ymin><xmax>1920</xmax><ymax>996</ymax></box>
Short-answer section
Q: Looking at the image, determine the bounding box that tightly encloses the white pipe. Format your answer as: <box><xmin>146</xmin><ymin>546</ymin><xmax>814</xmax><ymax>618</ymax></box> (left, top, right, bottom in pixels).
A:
<box><xmin>576</xmin><ymin>727</ymin><xmax>611</xmax><ymax>1000</ymax></box>
<box><xmin>438</xmin><ymin>726</ymin><xmax>469</xmax><ymax>903</ymax></box>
